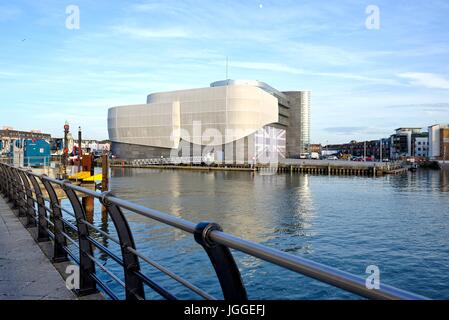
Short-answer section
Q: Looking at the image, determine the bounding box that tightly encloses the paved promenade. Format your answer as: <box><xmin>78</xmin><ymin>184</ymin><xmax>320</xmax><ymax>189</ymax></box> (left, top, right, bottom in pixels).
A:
<box><xmin>0</xmin><ymin>196</ymin><xmax>76</xmax><ymax>300</ymax></box>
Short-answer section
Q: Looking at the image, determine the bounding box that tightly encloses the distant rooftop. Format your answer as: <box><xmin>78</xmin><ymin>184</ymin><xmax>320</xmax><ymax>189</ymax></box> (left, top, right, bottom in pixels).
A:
<box><xmin>428</xmin><ymin>124</ymin><xmax>449</xmax><ymax>128</ymax></box>
<box><xmin>0</xmin><ymin>128</ymin><xmax>51</xmax><ymax>139</ymax></box>
<box><xmin>210</xmin><ymin>79</ymin><xmax>289</xmax><ymax>101</ymax></box>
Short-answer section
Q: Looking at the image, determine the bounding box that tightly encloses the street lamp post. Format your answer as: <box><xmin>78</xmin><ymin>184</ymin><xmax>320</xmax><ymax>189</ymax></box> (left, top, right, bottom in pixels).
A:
<box><xmin>380</xmin><ymin>139</ymin><xmax>383</xmax><ymax>163</ymax></box>
<box><xmin>325</xmin><ymin>140</ymin><xmax>328</xmax><ymax>159</ymax></box>
<box><xmin>62</xmin><ymin>122</ymin><xmax>70</xmax><ymax>179</ymax></box>
<box><xmin>364</xmin><ymin>141</ymin><xmax>367</xmax><ymax>162</ymax></box>
<box><xmin>78</xmin><ymin>126</ymin><xmax>82</xmax><ymax>173</ymax></box>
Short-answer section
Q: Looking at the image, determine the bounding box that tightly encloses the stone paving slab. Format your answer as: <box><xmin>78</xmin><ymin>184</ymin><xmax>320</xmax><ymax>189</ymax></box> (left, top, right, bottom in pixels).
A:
<box><xmin>0</xmin><ymin>196</ymin><xmax>76</xmax><ymax>300</ymax></box>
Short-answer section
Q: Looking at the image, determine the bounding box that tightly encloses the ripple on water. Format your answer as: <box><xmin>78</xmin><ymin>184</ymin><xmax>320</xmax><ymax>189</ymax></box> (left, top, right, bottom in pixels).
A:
<box><xmin>82</xmin><ymin>168</ymin><xmax>449</xmax><ymax>299</ymax></box>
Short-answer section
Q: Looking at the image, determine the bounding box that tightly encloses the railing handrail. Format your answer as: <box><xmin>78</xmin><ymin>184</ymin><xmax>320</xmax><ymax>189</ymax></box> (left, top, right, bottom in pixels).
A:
<box><xmin>0</xmin><ymin>163</ymin><xmax>429</xmax><ymax>300</ymax></box>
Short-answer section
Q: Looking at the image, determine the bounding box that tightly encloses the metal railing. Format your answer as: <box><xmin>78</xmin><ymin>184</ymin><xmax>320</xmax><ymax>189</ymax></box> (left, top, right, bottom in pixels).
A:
<box><xmin>131</xmin><ymin>156</ymin><xmax>212</xmax><ymax>166</ymax></box>
<box><xmin>0</xmin><ymin>162</ymin><xmax>429</xmax><ymax>300</ymax></box>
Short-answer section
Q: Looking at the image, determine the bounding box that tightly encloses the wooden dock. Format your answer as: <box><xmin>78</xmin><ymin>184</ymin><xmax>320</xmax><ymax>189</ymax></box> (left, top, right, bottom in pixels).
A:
<box><xmin>110</xmin><ymin>159</ymin><xmax>407</xmax><ymax>177</ymax></box>
<box><xmin>111</xmin><ymin>164</ymin><xmax>256</xmax><ymax>172</ymax></box>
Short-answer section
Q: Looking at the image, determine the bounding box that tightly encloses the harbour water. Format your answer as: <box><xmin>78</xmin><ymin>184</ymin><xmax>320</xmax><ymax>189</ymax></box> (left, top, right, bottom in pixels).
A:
<box><xmin>67</xmin><ymin>168</ymin><xmax>449</xmax><ymax>299</ymax></box>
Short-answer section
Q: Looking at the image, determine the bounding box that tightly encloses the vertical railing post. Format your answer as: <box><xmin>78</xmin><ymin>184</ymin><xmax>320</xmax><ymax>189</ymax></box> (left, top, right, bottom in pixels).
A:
<box><xmin>17</xmin><ymin>170</ymin><xmax>37</xmax><ymax>227</ymax></box>
<box><xmin>13</xmin><ymin>168</ymin><xmax>27</xmax><ymax>217</ymax></box>
<box><xmin>5</xmin><ymin>166</ymin><xmax>17</xmax><ymax>205</ymax></box>
<box><xmin>3</xmin><ymin>165</ymin><xmax>11</xmax><ymax>200</ymax></box>
<box><xmin>100</xmin><ymin>192</ymin><xmax>145</xmax><ymax>300</ymax></box>
<box><xmin>1</xmin><ymin>164</ymin><xmax>9</xmax><ymax>195</ymax></box>
<box><xmin>194</xmin><ymin>221</ymin><xmax>248</xmax><ymax>300</ymax></box>
<box><xmin>0</xmin><ymin>164</ymin><xmax>6</xmax><ymax>195</ymax></box>
<box><xmin>2</xmin><ymin>164</ymin><xmax>12</xmax><ymax>198</ymax></box>
<box><xmin>12</xmin><ymin>168</ymin><xmax>22</xmax><ymax>209</ymax></box>
<box><xmin>40</xmin><ymin>176</ymin><xmax>68</xmax><ymax>263</ymax></box>
<box><xmin>63</xmin><ymin>182</ymin><xmax>98</xmax><ymax>296</ymax></box>
<box><xmin>3</xmin><ymin>165</ymin><xmax>11</xmax><ymax>199</ymax></box>
<box><xmin>12</xmin><ymin>168</ymin><xmax>23</xmax><ymax>210</ymax></box>
<box><xmin>27</xmin><ymin>173</ymin><xmax>50</xmax><ymax>242</ymax></box>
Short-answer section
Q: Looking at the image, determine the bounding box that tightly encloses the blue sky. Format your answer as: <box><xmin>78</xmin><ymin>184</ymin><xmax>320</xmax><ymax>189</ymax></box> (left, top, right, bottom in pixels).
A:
<box><xmin>1</xmin><ymin>0</ymin><xmax>449</xmax><ymax>143</ymax></box>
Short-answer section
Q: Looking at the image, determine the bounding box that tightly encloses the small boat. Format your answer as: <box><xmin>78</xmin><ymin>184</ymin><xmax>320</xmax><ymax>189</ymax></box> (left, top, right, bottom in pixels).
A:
<box><xmin>408</xmin><ymin>163</ymin><xmax>418</xmax><ymax>172</ymax></box>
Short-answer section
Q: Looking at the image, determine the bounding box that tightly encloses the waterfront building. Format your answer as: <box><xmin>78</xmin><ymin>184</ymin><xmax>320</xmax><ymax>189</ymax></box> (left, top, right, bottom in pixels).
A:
<box><xmin>0</xmin><ymin>127</ymin><xmax>51</xmax><ymax>157</ymax></box>
<box><xmin>325</xmin><ymin>140</ymin><xmax>385</xmax><ymax>159</ymax></box>
<box><xmin>73</xmin><ymin>140</ymin><xmax>111</xmax><ymax>154</ymax></box>
<box><xmin>0</xmin><ymin>127</ymin><xmax>52</xmax><ymax>166</ymax></box>
<box><xmin>379</xmin><ymin>138</ymin><xmax>391</xmax><ymax>160</ymax></box>
<box><xmin>108</xmin><ymin>80</ymin><xmax>311</xmax><ymax>163</ymax></box>
<box><xmin>322</xmin><ymin>143</ymin><xmax>343</xmax><ymax>157</ymax></box>
<box><xmin>309</xmin><ymin>144</ymin><xmax>322</xmax><ymax>154</ymax></box>
<box><xmin>412</xmin><ymin>133</ymin><xmax>429</xmax><ymax>158</ymax></box>
<box><xmin>323</xmin><ymin>128</ymin><xmax>432</xmax><ymax>161</ymax></box>
<box><xmin>389</xmin><ymin>127</ymin><xmax>423</xmax><ymax>159</ymax></box>
<box><xmin>428</xmin><ymin>124</ymin><xmax>449</xmax><ymax>161</ymax></box>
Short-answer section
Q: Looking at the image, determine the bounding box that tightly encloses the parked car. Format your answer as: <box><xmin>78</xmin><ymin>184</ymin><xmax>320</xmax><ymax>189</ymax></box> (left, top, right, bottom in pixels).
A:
<box><xmin>327</xmin><ymin>156</ymin><xmax>338</xmax><ymax>160</ymax></box>
<box><xmin>310</xmin><ymin>152</ymin><xmax>320</xmax><ymax>160</ymax></box>
<box><xmin>352</xmin><ymin>156</ymin><xmax>374</xmax><ymax>162</ymax></box>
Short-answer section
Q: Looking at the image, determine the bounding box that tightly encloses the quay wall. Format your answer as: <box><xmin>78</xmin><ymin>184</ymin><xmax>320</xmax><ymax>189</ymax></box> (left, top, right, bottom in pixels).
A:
<box><xmin>110</xmin><ymin>159</ymin><xmax>406</xmax><ymax>176</ymax></box>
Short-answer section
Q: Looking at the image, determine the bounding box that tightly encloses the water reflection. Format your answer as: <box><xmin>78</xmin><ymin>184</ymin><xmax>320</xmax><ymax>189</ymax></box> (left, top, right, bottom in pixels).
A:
<box><xmin>90</xmin><ymin>168</ymin><xmax>449</xmax><ymax>299</ymax></box>
<box><xmin>111</xmin><ymin>168</ymin><xmax>279</xmax><ymax>243</ymax></box>
<box><xmin>119</xmin><ymin>171</ymin><xmax>315</xmax><ymax>244</ymax></box>
<box><xmin>440</xmin><ymin>169</ymin><xmax>449</xmax><ymax>192</ymax></box>
<box><xmin>387</xmin><ymin>168</ymin><xmax>449</xmax><ymax>193</ymax></box>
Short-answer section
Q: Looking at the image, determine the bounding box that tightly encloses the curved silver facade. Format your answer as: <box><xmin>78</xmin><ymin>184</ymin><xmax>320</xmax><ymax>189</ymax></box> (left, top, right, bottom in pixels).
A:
<box><xmin>109</xmin><ymin>84</ymin><xmax>278</xmax><ymax>148</ymax></box>
<box><xmin>108</xmin><ymin>80</ymin><xmax>311</xmax><ymax>161</ymax></box>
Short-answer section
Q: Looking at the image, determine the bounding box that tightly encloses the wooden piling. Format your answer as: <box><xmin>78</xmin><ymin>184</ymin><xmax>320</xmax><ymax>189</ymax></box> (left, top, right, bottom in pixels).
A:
<box><xmin>82</xmin><ymin>195</ymin><xmax>94</xmax><ymax>223</ymax></box>
<box><xmin>101</xmin><ymin>153</ymin><xmax>109</xmax><ymax>192</ymax></box>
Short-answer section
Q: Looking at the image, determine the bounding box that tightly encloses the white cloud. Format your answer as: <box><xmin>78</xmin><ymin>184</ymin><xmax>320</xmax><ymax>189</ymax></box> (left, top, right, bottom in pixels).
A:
<box><xmin>111</xmin><ymin>25</ymin><xmax>192</xmax><ymax>39</ymax></box>
<box><xmin>387</xmin><ymin>103</ymin><xmax>449</xmax><ymax>110</ymax></box>
<box><xmin>397</xmin><ymin>72</ymin><xmax>449</xmax><ymax>90</ymax></box>
<box><xmin>286</xmin><ymin>43</ymin><xmax>368</xmax><ymax>67</ymax></box>
<box><xmin>131</xmin><ymin>3</ymin><xmax>162</xmax><ymax>12</ymax></box>
<box><xmin>227</xmin><ymin>60</ymin><xmax>399</xmax><ymax>85</ymax></box>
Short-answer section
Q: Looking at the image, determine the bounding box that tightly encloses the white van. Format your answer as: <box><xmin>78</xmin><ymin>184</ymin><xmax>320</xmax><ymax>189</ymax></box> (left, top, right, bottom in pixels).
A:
<box><xmin>310</xmin><ymin>152</ymin><xmax>320</xmax><ymax>160</ymax></box>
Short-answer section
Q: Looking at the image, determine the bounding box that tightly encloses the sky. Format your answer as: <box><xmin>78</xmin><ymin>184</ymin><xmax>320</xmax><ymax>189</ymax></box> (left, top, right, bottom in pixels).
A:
<box><xmin>0</xmin><ymin>0</ymin><xmax>449</xmax><ymax>144</ymax></box>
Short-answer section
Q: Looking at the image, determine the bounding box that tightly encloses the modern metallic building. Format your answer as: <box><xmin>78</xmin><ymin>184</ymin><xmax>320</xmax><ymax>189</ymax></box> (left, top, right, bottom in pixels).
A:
<box><xmin>389</xmin><ymin>127</ymin><xmax>424</xmax><ymax>159</ymax></box>
<box><xmin>108</xmin><ymin>80</ymin><xmax>311</xmax><ymax>162</ymax></box>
